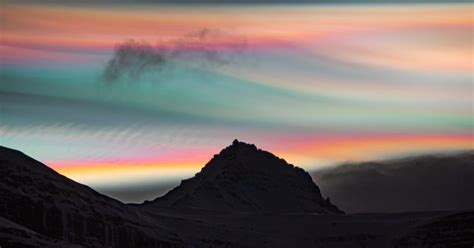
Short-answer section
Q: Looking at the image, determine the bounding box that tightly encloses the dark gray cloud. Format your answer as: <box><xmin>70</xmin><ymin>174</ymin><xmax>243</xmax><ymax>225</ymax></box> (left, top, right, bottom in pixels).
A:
<box><xmin>103</xmin><ymin>40</ymin><xmax>165</xmax><ymax>81</ymax></box>
<box><xmin>311</xmin><ymin>151</ymin><xmax>474</xmax><ymax>213</ymax></box>
<box><xmin>103</xmin><ymin>28</ymin><xmax>246</xmax><ymax>82</ymax></box>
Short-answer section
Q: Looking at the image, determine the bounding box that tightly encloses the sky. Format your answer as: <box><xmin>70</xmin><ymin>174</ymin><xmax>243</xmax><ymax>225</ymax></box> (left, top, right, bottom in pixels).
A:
<box><xmin>1</xmin><ymin>1</ymin><xmax>473</xmax><ymax>202</ymax></box>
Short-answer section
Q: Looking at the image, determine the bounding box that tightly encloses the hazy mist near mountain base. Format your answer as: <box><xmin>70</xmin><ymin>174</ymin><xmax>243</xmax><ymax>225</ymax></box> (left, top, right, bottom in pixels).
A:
<box><xmin>312</xmin><ymin>151</ymin><xmax>474</xmax><ymax>213</ymax></box>
<box><xmin>96</xmin><ymin>183</ymin><xmax>177</xmax><ymax>204</ymax></box>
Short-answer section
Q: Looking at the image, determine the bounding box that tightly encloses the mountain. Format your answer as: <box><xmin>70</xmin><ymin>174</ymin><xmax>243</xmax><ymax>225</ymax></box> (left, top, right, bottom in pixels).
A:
<box><xmin>0</xmin><ymin>140</ymin><xmax>342</xmax><ymax>247</ymax></box>
<box><xmin>148</xmin><ymin>140</ymin><xmax>342</xmax><ymax>214</ymax></box>
<box><xmin>0</xmin><ymin>146</ymin><xmax>181</xmax><ymax>248</ymax></box>
<box><xmin>312</xmin><ymin>151</ymin><xmax>474</xmax><ymax>213</ymax></box>
<box><xmin>1</xmin><ymin>143</ymin><xmax>472</xmax><ymax>247</ymax></box>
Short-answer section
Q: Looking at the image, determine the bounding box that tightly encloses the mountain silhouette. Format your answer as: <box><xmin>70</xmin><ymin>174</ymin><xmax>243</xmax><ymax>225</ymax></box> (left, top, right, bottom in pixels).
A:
<box><xmin>148</xmin><ymin>140</ymin><xmax>342</xmax><ymax>213</ymax></box>
<box><xmin>1</xmin><ymin>143</ymin><xmax>473</xmax><ymax>247</ymax></box>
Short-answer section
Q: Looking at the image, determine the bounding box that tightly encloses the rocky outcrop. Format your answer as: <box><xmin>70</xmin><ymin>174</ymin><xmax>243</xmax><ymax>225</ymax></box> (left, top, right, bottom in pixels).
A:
<box><xmin>148</xmin><ymin>140</ymin><xmax>342</xmax><ymax>214</ymax></box>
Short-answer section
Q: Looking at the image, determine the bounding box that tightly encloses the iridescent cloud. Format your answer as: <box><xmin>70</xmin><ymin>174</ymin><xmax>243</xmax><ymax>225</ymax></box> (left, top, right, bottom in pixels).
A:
<box><xmin>1</xmin><ymin>3</ymin><xmax>472</xmax><ymax>194</ymax></box>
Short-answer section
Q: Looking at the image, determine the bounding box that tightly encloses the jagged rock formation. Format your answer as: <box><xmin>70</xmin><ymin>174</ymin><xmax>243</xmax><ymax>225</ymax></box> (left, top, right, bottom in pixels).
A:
<box><xmin>149</xmin><ymin>140</ymin><xmax>342</xmax><ymax>214</ymax></box>
<box><xmin>0</xmin><ymin>146</ymin><xmax>182</xmax><ymax>248</ymax></box>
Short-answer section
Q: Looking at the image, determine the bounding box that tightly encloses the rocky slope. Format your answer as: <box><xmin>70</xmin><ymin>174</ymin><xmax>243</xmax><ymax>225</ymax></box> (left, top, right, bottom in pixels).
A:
<box><xmin>148</xmin><ymin>140</ymin><xmax>342</xmax><ymax>213</ymax></box>
<box><xmin>0</xmin><ymin>146</ymin><xmax>182</xmax><ymax>248</ymax></box>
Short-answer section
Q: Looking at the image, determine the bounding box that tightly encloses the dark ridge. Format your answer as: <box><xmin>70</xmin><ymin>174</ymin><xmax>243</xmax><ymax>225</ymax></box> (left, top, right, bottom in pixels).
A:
<box><xmin>0</xmin><ymin>146</ymin><xmax>183</xmax><ymax>247</ymax></box>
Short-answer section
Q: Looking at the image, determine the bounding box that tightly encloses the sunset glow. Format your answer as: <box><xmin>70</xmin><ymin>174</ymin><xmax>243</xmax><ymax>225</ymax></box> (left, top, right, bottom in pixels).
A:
<box><xmin>1</xmin><ymin>2</ymin><xmax>472</xmax><ymax>190</ymax></box>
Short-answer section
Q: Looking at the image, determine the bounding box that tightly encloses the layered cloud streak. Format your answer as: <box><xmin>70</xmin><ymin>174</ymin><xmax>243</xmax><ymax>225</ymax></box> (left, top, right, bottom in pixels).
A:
<box><xmin>1</xmin><ymin>3</ymin><xmax>472</xmax><ymax>195</ymax></box>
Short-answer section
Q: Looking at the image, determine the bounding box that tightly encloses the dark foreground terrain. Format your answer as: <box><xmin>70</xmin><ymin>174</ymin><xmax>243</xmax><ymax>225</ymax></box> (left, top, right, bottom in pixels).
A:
<box><xmin>1</xmin><ymin>141</ymin><xmax>473</xmax><ymax>247</ymax></box>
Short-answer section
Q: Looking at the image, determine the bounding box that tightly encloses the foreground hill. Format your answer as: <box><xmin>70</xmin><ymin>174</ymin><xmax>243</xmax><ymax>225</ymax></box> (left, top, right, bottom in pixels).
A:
<box><xmin>147</xmin><ymin>140</ymin><xmax>342</xmax><ymax>213</ymax></box>
<box><xmin>0</xmin><ymin>146</ymin><xmax>181</xmax><ymax>247</ymax></box>
<box><xmin>312</xmin><ymin>151</ymin><xmax>474</xmax><ymax>213</ymax></box>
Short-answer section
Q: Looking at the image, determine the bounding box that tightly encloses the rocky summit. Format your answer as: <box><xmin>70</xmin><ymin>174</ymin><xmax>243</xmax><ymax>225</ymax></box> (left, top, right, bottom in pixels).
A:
<box><xmin>149</xmin><ymin>140</ymin><xmax>343</xmax><ymax>214</ymax></box>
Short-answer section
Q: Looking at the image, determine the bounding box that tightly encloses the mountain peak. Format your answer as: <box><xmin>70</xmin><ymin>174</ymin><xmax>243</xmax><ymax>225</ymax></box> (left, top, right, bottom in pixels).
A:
<box><xmin>232</xmin><ymin>138</ymin><xmax>240</xmax><ymax>146</ymax></box>
<box><xmin>148</xmin><ymin>140</ymin><xmax>343</xmax><ymax>214</ymax></box>
<box><xmin>226</xmin><ymin>139</ymin><xmax>257</xmax><ymax>151</ymax></box>
<box><xmin>217</xmin><ymin>139</ymin><xmax>258</xmax><ymax>158</ymax></box>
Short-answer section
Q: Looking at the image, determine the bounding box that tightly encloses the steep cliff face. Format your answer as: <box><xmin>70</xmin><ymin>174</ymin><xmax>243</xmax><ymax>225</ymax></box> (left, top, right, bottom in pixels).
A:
<box><xmin>0</xmin><ymin>146</ymin><xmax>182</xmax><ymax>248</ymax></box>
<box><xmin>149</xmin><ymin>140</ymin><xmax>342</xmax><ymax>214</ymax></box>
